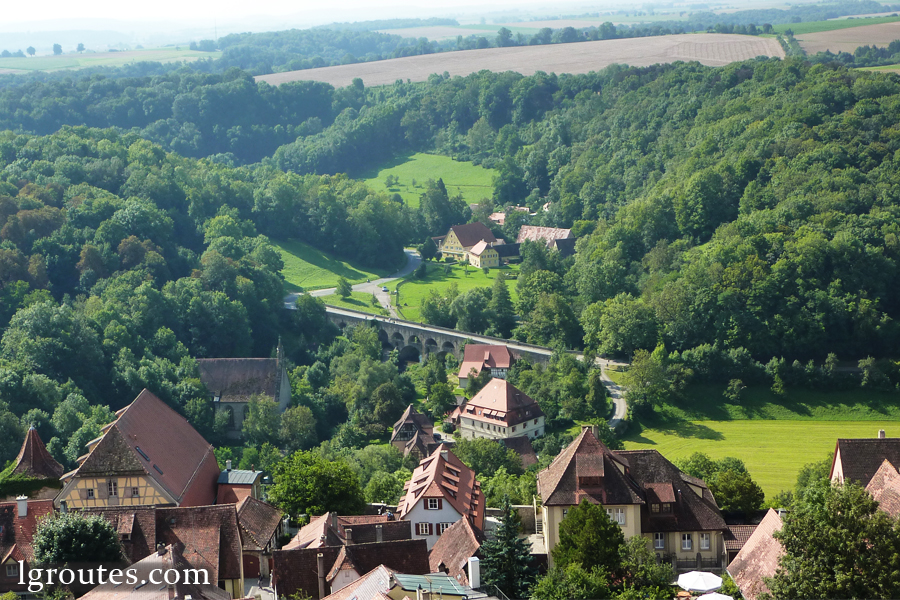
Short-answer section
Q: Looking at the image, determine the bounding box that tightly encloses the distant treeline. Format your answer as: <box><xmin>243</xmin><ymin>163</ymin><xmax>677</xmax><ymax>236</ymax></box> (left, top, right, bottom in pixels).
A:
<box><xmin>311</xmin><ymin>17</ymin><xmax>460</xmax><ymax>31</ymax></box>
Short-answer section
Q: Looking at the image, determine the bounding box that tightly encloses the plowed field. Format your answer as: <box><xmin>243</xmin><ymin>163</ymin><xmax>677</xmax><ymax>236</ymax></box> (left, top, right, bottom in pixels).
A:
<box><xmin>256</xmin><ymin>33</ymin><xmax>784</xmax><ymax>88</ymax></box>
<box><xmin>797</xmin><ymin>21</ymin><xmax>900</xmax><ymax>53</ymax></box>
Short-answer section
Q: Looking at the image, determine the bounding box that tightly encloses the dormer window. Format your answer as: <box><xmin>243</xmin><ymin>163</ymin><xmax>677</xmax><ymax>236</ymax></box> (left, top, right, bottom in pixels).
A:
<box><xmin>662</xmin><ymin>503</ymin><xmax>672</xmax><ymax>513</ymax></box>
<box><xmin>651</xmin><ymin>503</ymin><xmax>660</xmax><ymax>513</ymax></box>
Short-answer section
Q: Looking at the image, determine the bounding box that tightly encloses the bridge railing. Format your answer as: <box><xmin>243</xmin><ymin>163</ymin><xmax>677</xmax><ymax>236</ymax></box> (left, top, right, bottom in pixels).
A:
<box><xmin>323</xmin><ymin>306</ymin><xmax>562</xmax><ymax>355</ymax></box>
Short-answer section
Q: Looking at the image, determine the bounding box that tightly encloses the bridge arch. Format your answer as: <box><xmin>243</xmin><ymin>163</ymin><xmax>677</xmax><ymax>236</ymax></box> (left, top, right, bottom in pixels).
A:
<box><xmin>425</xmin><ymin>338</ymin><xmax>438</xmax><ymax>353</ymax></box>
<box><xmin>398</xmin><ymin>345</ymin><xmax>421</xmax><ymax>367</ymax></box>
<box><xmin>441</xmin><ymin>341</ymin><xmax>455</xmax><ymax>354</ymax></box>
<box><xmin>390</xmin><ymin>332</ymin><xmax>405</xmax><ymax>347</ymax></box>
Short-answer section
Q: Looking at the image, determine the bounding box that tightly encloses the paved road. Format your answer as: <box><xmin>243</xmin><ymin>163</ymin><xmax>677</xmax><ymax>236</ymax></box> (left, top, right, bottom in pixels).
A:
<box><xmin>599</xmin><ymin>358</ymin><xmax>630</xmax><ymax>431</ymax></box>
<box><xmin>283</xmin><ymin>248</ymin><xmax>422</xmax><ymax>317</ymax></box>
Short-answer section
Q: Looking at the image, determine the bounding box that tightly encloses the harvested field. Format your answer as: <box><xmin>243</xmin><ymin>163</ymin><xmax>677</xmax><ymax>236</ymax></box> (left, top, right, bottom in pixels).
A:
<box><xmin>797</xmin><ymin>21</ymin><xmax>900</xmax><ymax>54</ymax></box>
<box><xmin>256</xmin><ymin>34</ymin><xmax>784</xmax><ymax>88</ymax></box>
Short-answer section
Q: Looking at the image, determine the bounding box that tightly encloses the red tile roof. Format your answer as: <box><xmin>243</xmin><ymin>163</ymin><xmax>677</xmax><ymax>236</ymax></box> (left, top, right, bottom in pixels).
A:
<box><xmin>516</xmin><ymin>226</ymin><xmax>572</xmax><ymax>245</ymax></box>
<box><xmin>197</xmin><ymin>358</ymin><xmax>280</xmax><ymax>403</ymax></box>
<box><xmin>237</xmin><ymin>496</ymin><xmax>284</xmax><ymax>552</ymax></box>
<box><xmin>447</xmin><ymin>223</ymin><xmax>497</xmax><ymax>248</ymax></box>
<box><xmin>832</xmin><ymin>437</ymin><xmax>900</xmax><ymax>487</ymax></box>
<box><xmin>11</xmin><ymin>427</ymin><xmax>64</xmax><ymax>480</ymax></box>
<box><xmin>66</xmin><ymin>389</ymin><xmax>219</xmax><ymax>507</ymax></box>
<box><xmin>397</xmin><ymin>448</ymin><xmax>483</xmax><ymax>531</ymax></box>
<box><xmin>461</xmin><ymin>379</ymin><xmax>543</xmax><ymax>428</ymax></box>
<box><xmin>725</xmin><ymin>524</ymin><xmax>758</xmax><ymax>552</ymax></box>
<box><xmin>0</xmin><ymin>499</ymin><xmax>54</xmax><ymax>569</ymax></box>
<box><xmin>727</xmin><ymin>509</ymin><xmax>783</xmax><ymax>600</ymax></box>
<box><xmin>285</xmin><ymin>514</ymin><xmax>411</xmax><ymax>550</ymax></box>
<box><xmin>866</xmin><ymin>459</ymin><xmax>900</xmax><ymax>517</ymax></box>
<box><xmin>321</xmin><ymin>565</ymin><xmax>395</xmax><ymax>600</ymax></box>
<box><xmin>457</xmin><ymin>345</ymin><xmax>514</xmax><ymax>380</ymax></box>
<box><xmin>428</xmin><ymin>518</ymin><xmax>482</xmax><ymax>586</ymax></box>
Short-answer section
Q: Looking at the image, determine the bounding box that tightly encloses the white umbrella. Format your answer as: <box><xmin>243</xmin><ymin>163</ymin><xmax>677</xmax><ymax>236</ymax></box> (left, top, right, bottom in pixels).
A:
<box><xmin>699</xmin><ymin>593</ymin><xmax>733</xmax><ymax>600</ymax></box>
<box><xmin>677</xmin><ymin>571</ymin><xmax>723</xmax><ymax>592</ymax></box>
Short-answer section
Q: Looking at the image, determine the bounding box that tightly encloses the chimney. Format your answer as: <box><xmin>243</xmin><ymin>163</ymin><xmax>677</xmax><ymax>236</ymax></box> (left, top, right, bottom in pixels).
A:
<box><xmin>345</xmin><ymin>528</ymin><xmax>353</xmax><ymax>545</ymax></box>
<box><xmin>331</xmin><ymin>513</ymin><xmax>338</xmax><ymax>530</ymax></box>
<box><xmin>375</xmin><ymin>524</ymin><xmax>383</xmax><ymax>543</ymax></box>
<box><xmin>16</xmin><ymin>496</ymin><xmax>27</xmax><ymax>518</ymax></box>
<box><xmin>879</xmin><ymin>430</ymin><xmax>887</xmax><ymax>439</ymax></box>
<box><xmin>316</xmin><ymin>553</ymin><xmax>326</xmax><ymax>598</ymax></box>
<box><xmin>226</xmin><ymin>459</ymin><xmax>232</xmax><ymax>471</ymax></box>
<box><xmin>468</xmin><ymin>556</ymin><xmax>481</xmax><ymax>589</ymax></box>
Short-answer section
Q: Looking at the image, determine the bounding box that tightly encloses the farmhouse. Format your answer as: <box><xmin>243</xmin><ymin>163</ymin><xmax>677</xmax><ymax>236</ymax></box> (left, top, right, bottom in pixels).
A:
<box><xmin>55</xmin><ymin>389</ymin><xmax>220</xmax><ymax>510</ymax></box>
<box><xmin>538</xmin><ymin>426</ymin><xmax>727</xmax><ymax>569</ymax></box>
<box><xmin>457</xmin><ymin>344</ymin><xmax>515</xmax><ymax>387</ymax></box>
<box><xmin>437</xmin><ymin>222</ymin><xmax>497</xmax><ymax>261</ymax></box>
<box><xmin>391</xmin><ymin>404</ymin><xmax>441</xmax><ymax>460</ymax></box>
<box><xmin>198</xmin><ymin>343</ymin><xmax>291</xmax><ymax>440</ymax></box>
<box><xmin>457</xmin><ymin>379</ymin><xmax>544</xmax><ymax>441</ymax></box>
<box><xmin>397</xmin><ymin>447</ymin><xmax>483</xmax><ymax>550</ymax></box>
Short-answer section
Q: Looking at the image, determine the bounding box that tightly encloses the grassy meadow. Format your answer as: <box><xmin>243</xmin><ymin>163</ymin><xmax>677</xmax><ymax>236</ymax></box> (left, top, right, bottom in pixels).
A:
<box><xmin>773</xmin><ymin>15</ymin><xmax>900</xmax><ymax>34</ymax></box>
<box><xmin>621</xmin><ymin>381</ymin><xmax>900</xmax><ymax>496</ymax></box>
<box><xmin>0</xmin><ymin>47</ymin><xmax>221</xmax><ymax>72</ymax></box>
<box><xmin>362</xmin><ymin>153</ymin><xmax>496</xmax><ymax>209</ymax></box>
<box><xmin>274</xmin><ymin>239</ymin><xmax>392</xmax><ymax>291</ymax></box>
<box><xmin>390</xmin><ymin>260</ymin><xmax>519</xmax><ymax>322</ymax></box>
<box><xmin>319</xmin><ymin>291</ymin><xmax>388</xmax><ymax>316</ymax></box>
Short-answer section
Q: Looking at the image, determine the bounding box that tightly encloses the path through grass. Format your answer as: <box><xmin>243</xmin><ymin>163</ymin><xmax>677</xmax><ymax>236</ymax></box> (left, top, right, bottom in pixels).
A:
<box><xmin>361</xmin><ymin>153</ymin><xmax>496</xmax><ymax>208</ymax></box>
<box><xmin>274</xmin><ymin>239</ymin><xmax>392</xmax><ymax>291</ymax></box>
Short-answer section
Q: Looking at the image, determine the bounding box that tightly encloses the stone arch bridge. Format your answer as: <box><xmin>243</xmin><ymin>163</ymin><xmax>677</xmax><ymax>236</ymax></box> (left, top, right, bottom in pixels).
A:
<box><xmin>324</xmin><ymin>306</ymin><xmax>554</xmax><ymax>365</ymax></box>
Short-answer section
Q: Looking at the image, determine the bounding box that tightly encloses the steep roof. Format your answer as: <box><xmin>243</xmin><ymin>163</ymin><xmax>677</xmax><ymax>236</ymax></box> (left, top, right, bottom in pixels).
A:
<box><xmin>197</xmin><ymin>358</ymin><xmax>280</xmax><ymax>403</ymax></box>
<box><xmin>428</xmin><ymin>518</ymin><xmax>482</xmax><ymax>586</ymax></box>
<box><xmin>11</xmin><ymin>427</ymin><xmax>64</xmax><ymax>480</ymax></box>
<box><xmin>457</xmin><ymin>345</ymin><xmax>514</xmax><ymax>380</ymax></box>
<box><xmin>0</xmin><ymin>499</ymin><xmax>55</xmax><ymax>566</ymax></box>
<box><xmin>725</xmin><ymin>524</ymin><xmax>758</xmax><ymax>552</ymax></box>
<box><xmin>65</xmin><ymin>389</ymin><xmax>219</xmax><ymax>507</ymax></box>
<box><xmin>501</xmin><ymin>436</ymin><xmax>538</xmax><ymax>468</ymax></box>
<box><xmin>462</xmin><ymin>379</ymin><xmax>543</xmax><ymax>428</ymax></box>
<box><xmin>866</xmin><ymin>459</ymin><xmax>900</xmax><ymax>517</ymax></box>
<box><xmin>79</xmin><ymin>544</ymin><xmax>231</xmax><ymax>600</ymax></box>
<box><xmin>397</xmin><ymin>448</ymin><xmax>483</xmax><ymax>531</ymax></box>
<box><xmin>273</xmin><ymin>539</ymin><xmax>430</xmax><ymax>599</ymax></box>
<box><xmin>285</xmin><ymin>513</ymin><xmax>411</xmax><ymax>549</ymax></box>
<box><xmin>321</xmin><ymin>565</ymin><xmax>395</xmax><ymax>600</ymax></box>
<box><xmin>832</xmin><ymin>437</ymin><xmax>900</xmax><ymax>486</ymax></box>
<box><xmin>284</xmin><ymin>513</ymin><xmax>341</xmax><ymax>549</ymax></box>
<box><xmin>448</xmin><ymin>222</ymin><xmax>497</xmax><ymax>248</ymax></box>
<box><xmin>237</xmin><ymin>496</ymin><xmax>284</xmax><ymax>551</ymax></box>
<box><xmin>156</xmin><ymin>504</ymin><xmax>243</xmax><ymax>581</ymax></box>
<box><xmin>392</xmin><ymin>405</ymin><xmax>434</xmax><ymax>438</ymax></box>
<box><xmin>727</xmin><ymin>509</ymin><xmax>784</xmax><ymax>600</ymax></box>
<box><xmin>516</xmin><ymin>226</ymin><xmax>572</xmax><ymax>244</ymax></box>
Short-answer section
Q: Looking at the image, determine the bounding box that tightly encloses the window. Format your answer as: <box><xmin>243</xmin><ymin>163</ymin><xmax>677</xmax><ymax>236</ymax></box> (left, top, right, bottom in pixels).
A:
<box><xmin>131</xmin><ymin>487</ymin><xmax>140</xmax><ymax>498</ymax></box>
<box><xmin>108</xmin><ymin>480</ymin><xmax>118</xmax><ymax>497</ymax></box>
<box><xmin>534</xmin><ymin>419</ymin><xmax>538</xmax><ymax>425</ymax></box>
<box><xmin>511</xmin><ymin>426</ymin><xmax>516</xmax><ymax>432</ymax></box>
<box><xmin>682</xmin><ymin>534</ymin><xmax>692</xmax><ymax>551</ymax></box>
<box><xmin>662</xmin><ymin>503</ymin><xmax>672</xmax><ymax>513</ymax></box>
<box><xmin>654</xmin><ymin>533</ymin><xmax>665</xmax><ymax>550</ymax></box>
<box><xmin>438</xmin><ymin>523</ymin><xmax>453</xmax><ymax>534</ymax></box>
<box><xmin>416</xmin><ymin>523</ymin><xmax>431</xmax><ymax>536</ymax></box>
<box><xmin>427</xmin><ymin>498</ymin><xmax>442</xmax><ymax>510</ymax></box>
<box><xmin>87</xmin><ymin>488</ymin><xmax>95</xmax><ymax>499</ymax></box>
<box><xmin>700</xmin><ymin>533</ymin><xmax>710</xmax><ymax>550</ymax></box>
<box><xmin>606</xmin><ymin>508</ymin><xmax>626</xmax><ymax>525</ymax></box>
<box><xmin>651</xmin><ymin>503</ymin><xmax>660</xmax><ymax>513</ymax></box>
<box><xmin>6</xmin><ymin>563</ymin><xmax>19</xmax><ymax>578</ymax></box>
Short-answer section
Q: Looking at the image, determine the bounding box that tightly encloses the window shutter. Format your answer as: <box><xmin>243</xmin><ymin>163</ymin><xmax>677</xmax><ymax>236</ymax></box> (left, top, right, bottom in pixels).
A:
<box><xmin>437</xmin><ymin>498</ymin><xmax>443</xmax><ymax>510</ymax></box>
<box><xmin>429</xmin><ymin>523</ymin><xmax>434</xmax><ymax>535</ymax></box>
<box><xmin>79</xmin><ymin>489</ymin><xmax>88</xmax><ymax>499</ymax></box>
<box><xmin>97</xmin><ymin>481</ymin><xmax>109</xmax><ymax>499</ymax></box>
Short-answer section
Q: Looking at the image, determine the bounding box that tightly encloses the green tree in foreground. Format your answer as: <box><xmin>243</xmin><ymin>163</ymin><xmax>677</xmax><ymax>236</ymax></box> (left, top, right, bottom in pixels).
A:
<box><xmin>481</xmin><ymin>496</ymin><xmax>535</xmax><ymax>598</ymax></box>
<box><xmin>767</xmin><ymin>483</ymin><xmax>900</xmax><ymax>599</ymax></box>
<box><xmin>531</xmin><ymin>564</ymin><xmax>611</xmax><ymax>600</ymax></box>
<box><xmin>268</xmin><ymin>450</ymin><xmax>365</xmax><ymax>516</ymax></box>
<box><xmin>33</xmin><ymin>512</ymin><xmax>122</xmax><ymax>563</ymax></box>
<box><xmin>363</xmin><ymin>470</ymin><xmax>406</xmax><ymax>504</ymax></box>
<box><xmin>336</xmin><ymin>277</ymin><xmax>352</xmax><ymax>299</ymax></box>
<box><xmin>453</xmin><ymin>436</ymin><xmax>523</xmax><ymax>477</ymax></box>
<box><xmin>552</xmin><ymin>498</ymin><xmax>625</xmax><ymax>573</ymax></box>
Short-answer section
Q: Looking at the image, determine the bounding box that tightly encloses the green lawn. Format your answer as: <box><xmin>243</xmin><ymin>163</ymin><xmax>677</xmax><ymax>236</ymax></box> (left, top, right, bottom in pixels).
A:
<box><xmin>390</xmin><ymin>260</ymin><xmax>519</xmax><ymax>322</ymax></box>
<box><xmin>274</xmin><ymin>239</ymin><xmax>393</xmax><ymax>292</ymax></box>
<box><xmin>0</xmin><ymin>47</ymin><xmax>221</xmax><ymax>72</ymax></box>
<box><xmin>622</xmin><ymin>383</ymin><xmax>900</xmax><ymax>497</ymax></box>
<box><xmin>773</xmin><ymin>15</ymin><xmax>900</xmax><ymax>34</ymax></box>
<box><xmin>319</xmin><ymin>291</ymin><xmax>388</xmax><ymax>316</ymax></box>
<box><xmin>361</xmin><ymin>153</ymin><xmax>497</xmax><ymax>209</ymax></box>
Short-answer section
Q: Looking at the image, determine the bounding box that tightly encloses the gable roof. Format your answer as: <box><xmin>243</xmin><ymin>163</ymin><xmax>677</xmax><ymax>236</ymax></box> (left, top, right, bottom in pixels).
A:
<box><xmin>285</xmin><ymin>513</ymin><xmax>412</xmax><ymax>550</ymax></box>
<box><xmin>397</xmin><ymin>448</ymin><xmax>483</xmax><ymax>531</ymax></box>
<box><xmin>725</xmin><ymin>524</ymin><xmax>758</xmax><ymax>552</ymax></box>
<box><xmin>501</xmin><ymin>436</ymin><xmax>538</xmax><ymax>468</ymax></box>
<box><xmin>832</xmin><ymin>437</ymin><xmax>900</xmax><ymax>486</ymax></box>
<box><xmin>392</xmin><ymin>405</ymin><xmax>433</xmax><ymax>437</ymax></box>
<box><xmin>463</xmin><ymin>379</ymin><xmax>543</xmax><ymax>428</ymax></box>
<box><xmin>237</xmin><ymin>496</ymin><xmax>284</xmax><ymax>551</ymax></box>
<box><xmin>448</xmin><ymin>223</ymin><xmax>497</xmax><ymax>248</ymax></box>
<box><xmin>549</xmin><ymin>238</ymin><xmax>577</xmax><ymax>257</ymax></box>
<box><xmin>428</xmin><ymin>518</ymin><xmax>482</xmax><ymax>586</ymax></box>
<box><xmin>0</xmin><ymin>499</ymin><xmax>54</xmax><ymax>567</ymax></box>
<box><xmin>516</xmin><ymin>226</ymin><xmax>573</xmax><ymax>245</ymax></box>
<box><xmin>197</xmin><ymin>358</ymin><xmax>280</xmax><ymax>403</ymax></box>
<box><xmin>321</xmin><ymin>565</ymin><xmax>395</xmax><ymax>600</ymax></box>
<box><xmin>727</xmin><ymin>509</ymin><xmax>784</xmax><ymax>600</ymax></box>
<box><xmin>273</xmin><ymin>539</ymin><xmax>430</xmax><ymax>599</ymax></box>
<box><xmin>11</xmin><ymin>427</ymin><xmax>64</xmax><ymax>480</ymax></box>
<box><xmin>64</xmin><ymin>389</ymin><xmax>219</xmax><ymax>507</ymax></box>
<box><xmin>156</xmin><ymin>504</ymin><xmax>243</xmax><ymax>581</ymax></box>
<box><xmin>457</xmin><ymin>345</ymin><xmax>514</xmax><ymax>380</ymax></box>
<box><xmin>866</xmin><ymin>459</ymin><xmax>900</xmax><ymax>517</ymax></box>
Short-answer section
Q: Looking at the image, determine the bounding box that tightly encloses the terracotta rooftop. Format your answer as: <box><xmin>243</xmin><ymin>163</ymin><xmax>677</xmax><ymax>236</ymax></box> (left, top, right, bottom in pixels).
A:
<box><xmin>832</xmin><ymin>436</ymin><xmax>900</xmax><ymax>486</ymax></box>
<box><xmin>516</xmin><ymin>226</ymin><xmax>573</xmax><ymax>245</ymax></box>
<box><xmin>461</xmin><ymin>379</ymin><xmax>543</xmax><ymax>428</ymax></box>
<box><xmin>0</xmin><ymin>499</ymin><xmax>54</xmax><ymax>569</ymax></box>
<box><xmin>866</xmin><ymin>459</ymin><xmax>900</xmax><ymax>517</ymax></box>
<box><xmin>725</xmin><ymin>524</ymin><xmax>758</xmax><ymax>552</ymax></box>
<box><xmin>197</xmin><ymin>358</ymin><xmax>280</xmax><ymax>403</ymax></box>
<box><xmin>285</xmin><ymin>513</ymin><xmax>411</xmax><ymax>549</ymax></box>
<box><xmin>321</xmin><ymin>565</ymin><xmax>396</xmax><ymax>600</ymax></box>
<box><xmin>447</xmin><ymin>222</ymin><xmax>497</xmax><ymax>248</ymax></box>
<box><xmin>64</xmin><ymin>389</ymin><xmax>219</xmax><ymax>507</ymax></box>
<box><xmin>10</xmin><ymin>427</ymin><xmax>64</xmax><ymax>480</ymax></box>
<box><xmin>397</xmin><ymin>448</ymin><xmax>483</xmax><ymax>531</ymax></box>
<box><xmin>457</xmin><ymin>345</ymin><xmax>514</xmax><ymax>381</ymax></box>
<box><xmin>237</xmin><ymin>496</ymin><xmax>284</xmax><ymax>551</ymax></box>
<box><xmin>79</xmin><ymin>544</ymin><xmax>231</xmax><ymax>600</ymax></box>
<box><xmin>727</xmin><ymin>509</ymin><xmax>784</xmax><ymax>600</ymax></box>
<box><xmin>428</xmin><ymin>518</ymin><xmax>482</xmax><ymax>586</ymax></box>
